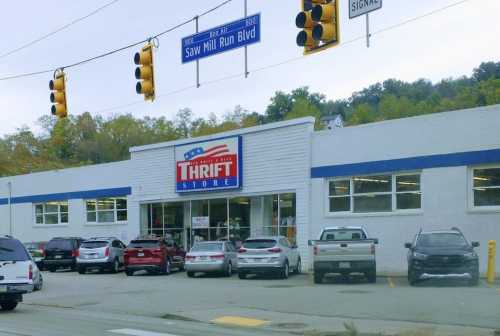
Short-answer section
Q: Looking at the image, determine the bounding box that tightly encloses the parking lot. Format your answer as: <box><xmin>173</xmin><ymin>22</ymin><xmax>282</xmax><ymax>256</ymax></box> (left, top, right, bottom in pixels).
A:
<box><xmin>1</xmin><ymin>270</ymin><xmax>499</xmax><ymax>336</ymax></box>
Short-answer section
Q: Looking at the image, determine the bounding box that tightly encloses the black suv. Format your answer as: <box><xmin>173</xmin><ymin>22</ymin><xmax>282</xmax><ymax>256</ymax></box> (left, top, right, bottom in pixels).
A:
<box><xmin>43</xmin><ymin>237</ymin><xmax>83</xmax><ymax>272</ymax></box>
<box><xmin>405</xmin><ymin>228</ymin><xmax>479</xmax><ymax>286</ymax></box>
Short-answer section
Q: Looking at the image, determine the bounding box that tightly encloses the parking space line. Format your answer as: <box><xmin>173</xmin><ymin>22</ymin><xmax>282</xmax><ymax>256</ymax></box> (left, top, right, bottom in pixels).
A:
<box><xmin>211</xmin><ymin>316</ymin><xmax>269</xmax><ymax>328</ymax></box>
<box><xmin>387</xmin><ymin>277</ymin><xmax>395</xmax><ymax>288</ymax></box>
<box><xmin>108</xmin><ymin>329</ymin><xmax>179</xmax><ymax>336</ymax></box>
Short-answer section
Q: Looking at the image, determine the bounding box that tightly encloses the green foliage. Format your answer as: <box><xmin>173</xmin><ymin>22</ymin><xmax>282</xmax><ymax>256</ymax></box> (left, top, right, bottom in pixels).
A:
<box><xmin>0</xmin><ymin>61</ymin><xmax>499</xmax><ymax>177</ymax></box>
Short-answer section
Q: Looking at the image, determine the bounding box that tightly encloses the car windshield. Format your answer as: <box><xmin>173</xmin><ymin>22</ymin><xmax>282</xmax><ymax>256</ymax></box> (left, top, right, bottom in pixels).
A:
<box><xmin>417</xmin><ymin>233</ymin><xmax>468</xmax><ymax>248</ymax></box>
<box><xmin>242</xmin><ymin>239</ymin><xmax>276</xmax><ymax>249</ymax></box>
<box><xmin>128</xmin><ymin>240</ymin><xmax>160</xmax><ymax>248</ymax></box>
<box><xmin>81</xmin><ymin>241</ymin><xmax>108</xmax><ymax>249</ymax></box>
<box><xmin>46</xmin><ymin>239</ymin><xmax>73</xmax><ymax>250</ymax></box>
<box><xmin>0</xmin><ymin>239</ymin><xmax>30</xmax><ymax>261</ymax></box>
<box><xmin>320</xmin><ymin>229</ymin><xmax>366</xmax><ymax>241</ymax></box>
<box><xmin>191</xmin><ymin>243</ymin><xmax>223</xmax><ymax>252</ymax></box>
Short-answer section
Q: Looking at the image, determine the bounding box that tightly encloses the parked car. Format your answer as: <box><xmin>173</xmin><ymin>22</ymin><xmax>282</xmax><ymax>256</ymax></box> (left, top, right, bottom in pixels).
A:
<box><xmin>185</xmin><ymin>241</ymin><xmax>237</xmax><ymax>277</ymax></box>
<box><xmin>24</xmin><ymin>241</ymin><xmax>46</xmax><ymax>270</ymax></box>
<box><xmin>77</xmin><ymin>237</ymin><xmax>126</xmax><ymax>274</ymax></box>
<box><xmin>308</xmin><ymin>226</ymin><xmax>378</xmax><ymax>284</ymax></box>
<box><xmin>0</xmin><ymin>236</ymin><xmax>37</xmax><ymax>310</ymax></box>
<box><xmin>237</xmin><ymin>236</ymin><xmax>301</xmax><ymax>279</ymax></box>
<box><xmin>43</xmin><ymin>237</ymin><xmax>83</xmax><ymax>272</ymax></box>
<box><xmin>124</xmin><ymin>237</ymin><xmax>186</xmax><ymax>276</ymax></box>
<box><xmin>405</xmin><ymin>228</ymin><xmax>480</xmax><ymax>286</ymax></box>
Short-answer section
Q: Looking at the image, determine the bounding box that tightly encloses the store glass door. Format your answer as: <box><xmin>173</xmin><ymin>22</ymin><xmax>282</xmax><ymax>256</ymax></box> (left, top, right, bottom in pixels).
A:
<box><xmin>229</xmin><ymin>197</ymin><xmax>251</xmax><ymax>248</ymax></box>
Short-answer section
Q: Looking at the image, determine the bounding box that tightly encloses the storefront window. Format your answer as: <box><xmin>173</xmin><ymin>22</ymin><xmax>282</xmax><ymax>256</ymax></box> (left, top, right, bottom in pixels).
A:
<box><xmin>164</xmin><ymin>202</ymin><xmax>184</xmax><ymax>247</ymax></box>
<box><xmin>210</xmin><ymin>199</ymin><xmax>228</xmax><ymax>241</ymax></box>
<box><xmin>262</xmin><ymin>194</ymin><xmax>296</xmax><ymax>245</ymax></box>
<box><xmin>229</xmin><ymin>197</ymin><xmax>251</xmax><ymax>248</ymax></box>
<box><xmin>263</xmin><ymin>195</ymin><xmax>279</xmax><ymax>236</ymax></box>
<box><xmin>191</xmin><ymin>199</ymin><xmax>209</xmax><ymax>242</ymax></box>
<box><xmin>473</xmin><ymin>167</ymin><xmax>500</xmax><ymax>207</ymax></box>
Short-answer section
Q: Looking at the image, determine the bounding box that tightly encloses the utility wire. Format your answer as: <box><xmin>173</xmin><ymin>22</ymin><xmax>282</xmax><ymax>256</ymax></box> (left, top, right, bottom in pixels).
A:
<box><xmin>0</xmin><ymin>0</ymin><xmax>121</xmax><ymax>60</ymax></box>
<box><xmin>92</xmin><ymin>0</ymin><xmax>474</xmax><ymax>115</ymax></box>
<box><xmin>0</xmin><ymin>0</ymin><xmax>234</xmax><ymax>81</ymax></box>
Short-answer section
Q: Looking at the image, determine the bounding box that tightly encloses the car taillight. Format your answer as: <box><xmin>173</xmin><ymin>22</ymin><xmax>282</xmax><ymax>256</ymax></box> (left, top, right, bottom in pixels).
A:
<box><xmin>105</xmin><ymin>247</ymin><xmax>110</xmax><ymax>257</ymax></box>
<box><xmin>370</xmin><ymin>244</ymin><xmax>376</xmax><ymax>255</ymax></box>
<box><xmin>210</xmin><ymin>254</ymin><xmax>225</xmax><ymax>260</ymax></box>
<box><xmin>185</xmin><ymin>255</ymin><xmax>195</xmax><ymax>261</ymax></box>
<box><xmin>313</xmin><ymin>246</ymin><xmax>318</xmax><ymax>256</ymax></box>
<box><xmin>71</xmin><ymin>250</ymin><xmax>79</xmax><ymax>257</ymax></box>
<box><xmin>29</xmin><ymin>264</ymin><xmax>33</xmax><ymax>280</ymax></box>
<box><xmin>238</xmin><ymin>248</ymin><xmax>247</xmax><ymax>253</ymax></box>
<box><xmin>267</xmin><ymin>247</ymin><xmax>282</xmax><ymax>253</ymax></box>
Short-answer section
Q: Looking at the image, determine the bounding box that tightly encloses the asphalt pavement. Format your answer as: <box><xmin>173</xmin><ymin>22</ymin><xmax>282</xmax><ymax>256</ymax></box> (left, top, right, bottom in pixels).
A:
<box><xmin>1</xmin><ymin>270</ymin><xmax>499</xmax><ymax>336</ymax></box>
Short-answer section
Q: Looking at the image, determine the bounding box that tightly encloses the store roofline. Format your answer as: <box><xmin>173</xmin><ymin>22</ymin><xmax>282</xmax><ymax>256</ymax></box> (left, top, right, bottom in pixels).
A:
<box><xmin>129</xmin><ymin>117</ymin><xmax>316</xmax><ymax>153</ymax></box>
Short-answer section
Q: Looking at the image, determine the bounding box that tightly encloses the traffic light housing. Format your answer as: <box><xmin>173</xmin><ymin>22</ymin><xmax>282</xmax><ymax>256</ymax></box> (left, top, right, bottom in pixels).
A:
<box><xmin>134</xmin><ymin>43</ymin><xmax>155</xmax><ymax>101</ymax></box>
<box><xmin>296</xmin><ymin>0</ymin><xmax>340</xmax><ymax>55</ymax></box>
<box><xmin>49</xmin><ymin>70</ymin><xmax>67</xmax><ymax>119</ymax></box>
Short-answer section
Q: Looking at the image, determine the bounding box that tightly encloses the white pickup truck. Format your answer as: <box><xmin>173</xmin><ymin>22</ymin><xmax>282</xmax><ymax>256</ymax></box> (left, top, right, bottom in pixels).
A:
<box><xmin>308</xmin><ymin>227</ymin><xmax>378</xmax><ymax>284</ymax></box>
<box><xmin>0</xmin><ymin>236</ymin><xmax>36</xmax><ymax>311</ymax></box>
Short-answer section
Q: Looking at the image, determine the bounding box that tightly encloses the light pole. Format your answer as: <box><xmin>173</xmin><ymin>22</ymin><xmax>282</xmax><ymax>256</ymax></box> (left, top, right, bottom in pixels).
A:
<box><xmin>7</xmin><ymin>181</ymin><xmax>12</xmax><ymax>236</ymax></box>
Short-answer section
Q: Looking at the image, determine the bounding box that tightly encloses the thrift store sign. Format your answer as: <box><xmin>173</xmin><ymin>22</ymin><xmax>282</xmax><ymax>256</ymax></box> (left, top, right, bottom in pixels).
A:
<box><xmin>175</xmin><ymin>136</ymin><xmax>242</xmax><ymax>193</ymax></box>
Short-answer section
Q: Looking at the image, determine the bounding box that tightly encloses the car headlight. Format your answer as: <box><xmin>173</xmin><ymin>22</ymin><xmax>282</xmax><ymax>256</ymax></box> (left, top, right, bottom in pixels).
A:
<box><xmin>413</xmin><ymin>252</ymin><xmax>428</xmax><ymax>260</ymax></box>
<box><xmin>463</xmin><ymin>252</ymin><xmax>477</xmax><ymax>259</ymax></box>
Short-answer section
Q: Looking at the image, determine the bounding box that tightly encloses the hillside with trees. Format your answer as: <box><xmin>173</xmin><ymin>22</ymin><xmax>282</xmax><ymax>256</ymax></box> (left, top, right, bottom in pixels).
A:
<box><xmin>1</xmin><ymin>61</ymin><xmax>499</xmax><ymax>177</ymax></box>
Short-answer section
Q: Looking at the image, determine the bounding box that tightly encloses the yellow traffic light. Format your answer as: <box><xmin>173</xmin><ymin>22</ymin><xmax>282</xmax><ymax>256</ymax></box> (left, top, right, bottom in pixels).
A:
<box><xmin>134</xmin><ymin>43</ymin><xmax>155</xmax><ymax>101</ymax></box>
<box><xmin>49</xmin><ymin>70</ymin><xmax>67</xmax><ymax>119</ymax></box>
<box><xmin>296</xmin><ymin>0</ymin><xmax>340</xmax><ymax>55</ymax></box>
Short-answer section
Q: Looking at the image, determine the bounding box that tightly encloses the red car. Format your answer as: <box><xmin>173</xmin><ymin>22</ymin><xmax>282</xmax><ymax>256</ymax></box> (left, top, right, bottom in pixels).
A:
<box><xmin>124</xmin><ymin>237</ymin><xmax>186</xmax><ymax>276</ymax></box>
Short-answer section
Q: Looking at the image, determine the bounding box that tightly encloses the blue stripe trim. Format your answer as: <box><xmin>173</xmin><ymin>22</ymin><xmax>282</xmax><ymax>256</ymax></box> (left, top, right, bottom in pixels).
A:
<box><xmin>0</xmin><ymin>187</ymin><xmax>131</xmax><ymax>205</ymax></box>
<box><xmin>311</xmin><ymin>148</ymin><xmax>500</xmax><ymax>178</ymax></box>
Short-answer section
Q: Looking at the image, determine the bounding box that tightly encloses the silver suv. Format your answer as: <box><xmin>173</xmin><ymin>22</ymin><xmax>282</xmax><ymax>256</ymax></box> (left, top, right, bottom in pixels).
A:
<box><xmin>237</xmin><ymin>236</ymin><xmax>301</xmax><ymax>279</ymax></box>
<box><xmin>76</xmin><ymin>237</ymin><xmax>126</xmax><ymax>274</ymax></box>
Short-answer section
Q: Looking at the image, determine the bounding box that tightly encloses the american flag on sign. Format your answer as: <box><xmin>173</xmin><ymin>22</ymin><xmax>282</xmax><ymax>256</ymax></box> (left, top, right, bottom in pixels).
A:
<box><xmin>184</xmin><ymin>144</ymin><xmax>230</xmax><ymax>160</ymax></box>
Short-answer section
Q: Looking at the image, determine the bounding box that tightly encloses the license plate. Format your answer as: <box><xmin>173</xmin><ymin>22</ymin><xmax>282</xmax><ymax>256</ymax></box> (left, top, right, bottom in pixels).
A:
<box><xmin>55</xmin><ymin>255</ymin><xmax>62</xmax><ymax>259</ymax></box>
<box><xmin>339</xmin><ymin>262</ymin><xmax>351</xmax><ymax>269</ymax></box>
<box><xmin>0</xmin><ymin>286</ymin><xmax>7</xmax><ymax>293</ymax></box>
<box><xmin>137</xmin><ymin>253</ymin><xmax>145</xmax><ymax>257</ymax></box>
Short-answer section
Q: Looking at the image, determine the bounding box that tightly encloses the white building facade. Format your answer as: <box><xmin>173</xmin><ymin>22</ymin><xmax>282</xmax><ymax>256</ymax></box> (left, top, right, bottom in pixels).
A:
<box><xmin>1</xmin><ymin>105</ymin><xmax>499</xmax><ymax>275</ymax></box>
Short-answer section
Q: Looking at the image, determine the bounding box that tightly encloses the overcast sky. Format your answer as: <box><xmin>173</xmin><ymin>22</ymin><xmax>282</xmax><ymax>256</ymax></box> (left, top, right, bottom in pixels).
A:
<box><xmin>0</xmin><ymin>0</ymin><xmax>499</xmax><ymax>136</ymax></box>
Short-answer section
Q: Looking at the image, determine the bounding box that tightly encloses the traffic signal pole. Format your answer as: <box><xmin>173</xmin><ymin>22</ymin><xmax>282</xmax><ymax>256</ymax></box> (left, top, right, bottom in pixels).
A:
<box><xmin>366</xmin><ymin>13</ymin><xmax>371</xmax><ymax>48</ymax></box>
<box><xmin>244</xmin><ymin>0</ymin><xmax>249</xmax><ymax>78</ymax></box>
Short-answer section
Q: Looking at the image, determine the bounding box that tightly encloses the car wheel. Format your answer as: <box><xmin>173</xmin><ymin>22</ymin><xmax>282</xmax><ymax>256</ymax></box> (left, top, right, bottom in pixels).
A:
<box><xmin>281</xmin><ymin>261</ymin><xmax>289</xmax><ymax>279</ymax></box>
<box><xmin>294</xmin><ymin>258</ymin><xmax>301</xmax><ymax>274</ymax></box>
<box><xmin>313</xmin><ymin>271</ymin><xmax>323</xmax><ymax>284</ymax></box>
<box><xmin>225</xmin><ymin>262</ymin><xmax>233</xmax><ymax>277</ymax></box>
<box><xmin>111</xmin><ymin>259</ymin><xmax>120</xmax><ymax>274</ymax></box>
<box><xmin>77</xmin><ymin>266</ymin><xmax>86</xmax><ymax>275</ymax></box>
<box><xmin>187</xmin><ymin>271</ymin><xmax>195</xmax><ymax>278</ymax></box>
<box><xmin>34</xmin><ymin>274</ymin><xmax>43</xmax><ymax>291</ymax></box>
<box><xmin>0</xmin><ymin>301</ymin><xmax>18</xmax><ymax>311</ymax></box>
<box><xmin>125</xmin><ymin>270</ymin><xmax>134</xmax><ymax>276</ymax></box>
<box><xmin>164</xmin><ymin>259</ymin><xmax>172</xmax><ymax>275</ymax></box>
<box><xmin>238</xmin><ymin>272</ymin><xmax>247</xmax><ymax>279</ymax></box>
<box><xmin>178</xmin><ymin>262</ymin><xmax>185</xmax><ymax>272</ymax></box>
<box><xmin>469</xmin><ymin>270</ymin><xmax>479</xmax><ymax>286</ymax></box>
<box><xmin>366</xmin><ymin>270</ymin><xmax>376</xmax><ymax>283</ymax></box>
<box><xmin>408</xmin><ymin>270</ymin><xmax>418</xmax><ymax>286</ymax></box>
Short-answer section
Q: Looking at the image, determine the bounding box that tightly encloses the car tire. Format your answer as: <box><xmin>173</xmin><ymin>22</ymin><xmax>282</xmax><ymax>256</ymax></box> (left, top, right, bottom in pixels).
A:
<box><xmin>78</xmin><ymin>266</ymin><xmax>86</xmax><ymax>275</ymax></box>
<box><xmin>408</xmin><ymin>270</ymin><xmax>418</xmax><ymax>286</ymax></box>
<box><xmin>238</xmin><ymin>272</ymin><xmax>247</xmax><ymax>279</ymax></box>
<box><xmin>162</xmin><ymin>259</ymin><xmax>172</xmax><ymax>275</ymax></box>
<box><xmin>34</xmin><ymin>274</ymin><xmax>43</xmax><ymax>291</ymax></box>
<box><xmin>280</xmin><ymin>261</ymin><xmax>289</xmax><ymax>279</ymax></box>
<box><xmin>313</xmin><ymin>271</ymin><xmax>323</xmax><ymax>284</ymax></box>
<box><xmin>111</xmin><ymin>259</ymin><xmax>120</xmax><ymax>274</ymax></box>
<box><xmin>469</xmin><ymin>270</ymin><xmax>479</xmax><ymax>286</ymax></box>
<box><xmin>178</xmin><ymin>262</ymin><xmax>185</xmax><ymax>272</ymax></box>
<box><xmin>187</xmin><ymin>271</ymin><xmax>195</xmax><ymax>278</ymax></box>
<box><xmin>0</xmin><ymin>301</ymin><xmax>18</xmax><ymax>311</ymax></box>
<box><xmin>294</xmin><ymin>258</ymin><xmax>302</xmax><ymax>275</ymax></box>
<box><xmin>225</xmin><ymin>262</ymin><xmax>233</xmax><ymax>277</ymax></box>
<box><xmin>366</xmin><ymin>270</ymin><xmax>376</xmax><ymax>283</ymax></box>
<box><xmin>125</xmin><ymin>269</ymin><xmax>134</xmax><ymax>276</ymax></box>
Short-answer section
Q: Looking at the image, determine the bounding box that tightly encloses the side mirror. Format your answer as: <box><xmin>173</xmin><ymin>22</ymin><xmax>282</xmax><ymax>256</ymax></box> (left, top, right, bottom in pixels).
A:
<box><xmin>308</xmin><ymin>240</ymin><xmax>314</xmax><ymax>246</ymax></box>
<box><xmin>471</xmin><ymin>241</ymin><xmax>480</xmax><ymax>248</ymax></box>
<box><xmin>404</xmin><ymin>242</ymin><xmax>412</xmax><ymax>249</ymax></box>
<box><xmin>372</xmin><ymin>238</ymin><xmax>379</xmax><ymax>245</ymax></box>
